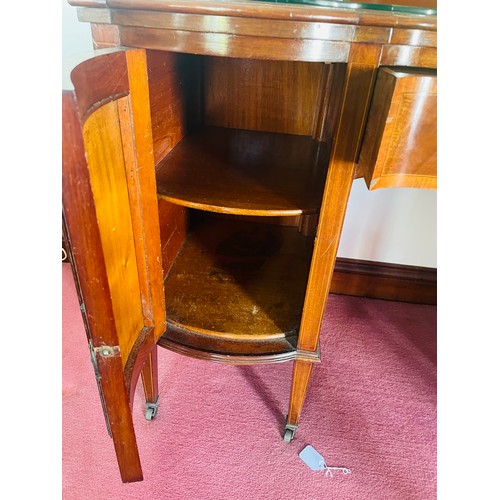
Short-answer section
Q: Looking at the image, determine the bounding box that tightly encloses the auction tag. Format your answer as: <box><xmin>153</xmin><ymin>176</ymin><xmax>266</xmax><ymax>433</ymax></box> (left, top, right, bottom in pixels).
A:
<box><xmin>299</xmin><ymin>445</ymin><xmax>352</xmax><ymax>476</ymax></box>
<box><xmin>299</xmin><ymin>445</ymin><xmax>327</xmax><ymax>471</ymax></box>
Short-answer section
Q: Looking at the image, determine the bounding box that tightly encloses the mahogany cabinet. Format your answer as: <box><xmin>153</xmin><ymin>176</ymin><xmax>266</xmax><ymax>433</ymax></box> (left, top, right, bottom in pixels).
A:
<box><xmin>63</xmin><ymin>0</ymin><xmax>437</xmax><ymax>483</ymax></box>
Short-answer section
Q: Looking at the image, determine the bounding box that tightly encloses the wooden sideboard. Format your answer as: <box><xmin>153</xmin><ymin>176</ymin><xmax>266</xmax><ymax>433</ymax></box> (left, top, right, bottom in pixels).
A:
<box><xmin>63</xmin><ymin>0</ymin><xmax>436</xmax><ymax>482</ymax></box>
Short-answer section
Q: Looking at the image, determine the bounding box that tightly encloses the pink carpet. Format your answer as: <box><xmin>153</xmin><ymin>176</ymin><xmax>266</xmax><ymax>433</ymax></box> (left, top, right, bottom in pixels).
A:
<box><xmin>62</xmin><ymin>263</ymin><xmax>436</xmax><ymax>499</ymax></box>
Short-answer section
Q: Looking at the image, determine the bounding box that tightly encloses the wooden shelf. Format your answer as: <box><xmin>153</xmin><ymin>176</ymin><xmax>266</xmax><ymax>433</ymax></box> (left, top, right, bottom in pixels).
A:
<box><xmin>163</xmin><ymin>216</ymin><xmax>311</xmax><ymax>343</ymax></box>
<box><xmin>155</xmin><ymin>127</ymin><xmax>329</xmax><ymax>216</ymax></box>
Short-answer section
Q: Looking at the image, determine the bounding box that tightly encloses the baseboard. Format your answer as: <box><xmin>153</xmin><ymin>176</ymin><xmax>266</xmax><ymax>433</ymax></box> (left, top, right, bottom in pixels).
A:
<box><xmin>331</xmin><ymin>257</ymin><xmax>437</xmax><ymax>305</ymax></box>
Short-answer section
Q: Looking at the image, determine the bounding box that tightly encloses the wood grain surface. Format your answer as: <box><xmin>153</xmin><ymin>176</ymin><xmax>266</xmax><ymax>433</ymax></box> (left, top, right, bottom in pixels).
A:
<box><xmin>164</xmin><ymin>216</ymin><xmax>311</xmax><ymax>341</ymax></box>
<box><xmin>65</xmin><ymin>0</ymin><xmax>438</xmax><ymax>457</ymax></box>
<box><xmin>359</xmin><ymin>67</ymin><xmax>437</xmax><ymax>190</ymax></box>
<box><xmin>203</xmin><ymin>57</ymin><xmax>324</xmax><ymax>136</ymax></box>
<box><xmin>82</xmin><ymin>99</ymin><xmax>144</xmax><ymax>364</ymax></box>
<box><xmin>73</xmin><ymin>0</ymin><xmax>436</xmax><ymax>30</ymax></box>
<box><xmin>156</xmin><ymin>127</ymin><xmax>329</xmax><ymax>216</ymax></box>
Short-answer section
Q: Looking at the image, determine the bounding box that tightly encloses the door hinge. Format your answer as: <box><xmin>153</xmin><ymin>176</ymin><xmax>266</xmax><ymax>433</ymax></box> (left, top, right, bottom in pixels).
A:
<box><xmin>93</xmin><ymin>345</ymin><xmax>121</xmax><ymax>358</ymax></box>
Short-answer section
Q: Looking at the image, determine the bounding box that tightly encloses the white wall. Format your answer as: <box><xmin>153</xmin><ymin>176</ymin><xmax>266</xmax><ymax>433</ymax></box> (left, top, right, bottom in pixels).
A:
<box><xmin>62</xmin><ymin>2</ymin><xmax>437</xmax><ymax>269</ymax></box>
<box><xmin>338</xmin><ymin>180</ymin><xmax>437</xmax><ymax>267</ymax></box>
<box><xmin>62</xmin><ymin>1</ymin><xmax>92</xmax><ymax>58</ymax></box>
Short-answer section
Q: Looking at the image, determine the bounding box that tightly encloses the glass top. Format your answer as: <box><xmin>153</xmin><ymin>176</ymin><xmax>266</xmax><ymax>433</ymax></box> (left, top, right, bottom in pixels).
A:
<box><xmin>253</xmin><ymin>0</ymin><xmax>436</xmax><ymax>16</ymax></box>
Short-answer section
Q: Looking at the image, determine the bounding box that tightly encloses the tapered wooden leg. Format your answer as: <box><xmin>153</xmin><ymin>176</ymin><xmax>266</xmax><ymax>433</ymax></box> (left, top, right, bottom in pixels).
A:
<box><xmin>95</xmin><ymin>351</ymin><xmax>144</xmax><ymax>482</ymax></box>
<box><xmin>283</xmin><ymin>47</ymin><xmax>383</xmax><ymax>443</ymax></box>
<box><xmin>284</xmin><ymin>359</ymin><xmax>314</xmax><ymax>442</ymax></box>
<box><xmin>108</xmin><ymin>407</ymin><xmax>143</xmax><ymax>482</ymax></box>
<box><xmin>141</xmin><ymin>345</ymin><xmax>160</xmax><ymax>420</ymax></box>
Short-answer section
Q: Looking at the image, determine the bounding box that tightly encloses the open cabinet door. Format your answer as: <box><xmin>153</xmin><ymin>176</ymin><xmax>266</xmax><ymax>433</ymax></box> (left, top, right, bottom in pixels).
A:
<box><xmin>62</xmin><ymin>48</ymin><xmax>165</xmax><ymax>483</ymax></box>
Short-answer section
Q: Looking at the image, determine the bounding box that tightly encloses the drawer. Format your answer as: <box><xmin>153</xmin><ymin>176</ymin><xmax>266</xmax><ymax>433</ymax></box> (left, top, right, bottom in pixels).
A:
<box><xmin>358</xmin><ymin>67</ymin><xmax>437</xmax><ymax>190</ymax></box>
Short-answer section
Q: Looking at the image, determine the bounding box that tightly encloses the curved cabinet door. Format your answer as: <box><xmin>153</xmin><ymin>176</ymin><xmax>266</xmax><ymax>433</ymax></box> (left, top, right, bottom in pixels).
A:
<box><xmin>62</xmin><ymin>48</ymin><xmax>165</xmax><ymax>483</ymax></box>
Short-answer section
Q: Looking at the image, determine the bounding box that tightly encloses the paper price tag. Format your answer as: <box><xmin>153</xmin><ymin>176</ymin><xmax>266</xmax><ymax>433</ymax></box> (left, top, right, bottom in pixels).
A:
<box><xmin>299</xmin><ymin>445</ymin><xmax>327</xmax><ymax>471</ymax></box>
<box><xmin>299</xmin><ymin>445</ymin><xmax>352</xmax><ymax>476</ymax></box>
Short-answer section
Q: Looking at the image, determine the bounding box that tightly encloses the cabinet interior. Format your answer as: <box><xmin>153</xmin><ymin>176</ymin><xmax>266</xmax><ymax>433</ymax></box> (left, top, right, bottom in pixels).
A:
<box><xmin>146</xmin><ymin>50</ymin><xmax>342</xmax><ymax>357</ymax></box>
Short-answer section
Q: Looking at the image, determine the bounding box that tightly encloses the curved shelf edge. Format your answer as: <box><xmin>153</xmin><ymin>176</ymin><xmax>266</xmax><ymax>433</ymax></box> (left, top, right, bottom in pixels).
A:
<box><xmin>157</xmin><ymin>193</ymin><xmax>310</xmax><ymax>217</ymax></box>
<box><xmin>155</xmin><ymin>127</ymin><xmax>329</xmax><ymax>218</ymax></box>
<box><xmin>166</xmin><ymin>318</ymin><xmax>292</xmax><ymax>342</ymax></box>
<box><xmin>157</xmin><ymin>322</ymin><xmax>301</xmax><ymax>364</ymax></box>
<box><xmin>158</xmin><ymin>326</ymin><xmax>321</xmax><ymax>365</ymax></box>
<box><xmin>158</xmin><ymin>337</ymin><xmax>298</xmax><ymax>365</ymax></box>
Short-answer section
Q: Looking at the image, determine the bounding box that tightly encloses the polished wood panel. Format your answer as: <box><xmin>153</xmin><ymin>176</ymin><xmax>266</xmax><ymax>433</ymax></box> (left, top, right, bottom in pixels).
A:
<box><xmin>204</xmin><ymin>57</ymin><xmax>324</xmax><ymax>136</ymax></box>
<box><xmin>82</xmin><ymin>99</ymin><xmax>144</xmax><ymax>363</ymax></box>
<box><xmin>81</xmin><ymin>7</ymin><xmax>437</xmax><ymax>69</ymax></box>
<box><xmin>91</xmin><ymin>23</ymin><xmax>120</xmax><ymax>48</ymax></box>
<box><xmin>70</xmin><ymin>50</ymin><xmax>128</xmax><ymax>121</ymax></box>
<box><xmin>119</xmin><ymin>26</ymin><xmax>350</xmax><ymax>63</ymax></box>
<box><xmin>107</xmin><ymin>7</ymin><xmax>398</xmax><ymax>45</ymax></box>
<box><xmin>164</xmin><ymin>216</ymin><xmax>311</xmax><ymax>341</ymax></box>
<box><xmin>358</xmin><ymin>67</ymin><xmax>437</xmax><ymax>190</ymax></box>
<box><xmin>155</xmin><ymin>127</ymin><xmax>330</xmax><ymax>216</ymax></box>
<box><xmin>331</xmin><ymin>257</ymin><xmax>437</xmax><ymax>304</ymax></box>
<box><xmin>146</xmin><ymin>50</ymin><xmax>202</xmax><ymax>165</ymax></box>
<box><xmin>357</xmin><ymin>10</ymin><xmax>436</xmax><ymax>31</ymax></box>
<box><xmin>157</xmin><ymin>199</ymin><xmax>187</xmax><ymax>277</ymax></box>
<box><xmin>62</xmin><ymin>92</ymin><xmax>117</xmax><ymax>350</ymax></box>
<box><xmin>390</xmin><ymin>28</ymin><xmax>437</xmax><ymax>47</ymax></box>
<box><xmin>118</xmin><ymin>98</ymin><xmax>154</xmax><ymax>330</ymax></box>
<box><xmin>112</xmin><ymin>9</ymin><xmax>356</xmax><ymax>41</ymax></box>
<box><xmin>122</xmin><ymin>49</ymin><xmax>167</xmax><ymax>342</ymax></box>
<box><xmin>313</xmin><ymin>63</ymin><xmax>347</xmax><ymax>143</ymax></box>
<box><xmin>80</xmin><ymin>0</ymin><xmax>436</xmax><ymax>30</ymax></box>
<box><xmin>380</xmin><ymin>44</ymin><xmax>436</xmax><ymax>67</ymax></box>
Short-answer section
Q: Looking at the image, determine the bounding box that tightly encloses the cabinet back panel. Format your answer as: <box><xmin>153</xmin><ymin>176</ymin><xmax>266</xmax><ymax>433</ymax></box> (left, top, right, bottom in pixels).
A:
<box><xmin>203</xmin><ymin>57</ymin><xmax>324</xmax><ymax>136</ymax></box>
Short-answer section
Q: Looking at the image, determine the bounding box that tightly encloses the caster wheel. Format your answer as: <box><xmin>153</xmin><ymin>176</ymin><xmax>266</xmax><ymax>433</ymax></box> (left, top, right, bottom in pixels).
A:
<box><xmin>144</xmin><ymin>397</ymin><xmax>159</xmax><ymax>421</ymax></box>
<box><xmin>145</xmin><ymin>407</ymin><xmax>156</xmax><ymax>421</ymax></box>
<box><xmin>283</xmin><ymin>428</ymin><xmax>295</xmax><ymax>443</ymax></box>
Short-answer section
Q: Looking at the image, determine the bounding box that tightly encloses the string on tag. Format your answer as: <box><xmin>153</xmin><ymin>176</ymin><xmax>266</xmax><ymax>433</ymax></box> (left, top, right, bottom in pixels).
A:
<box><xmin>299</xmin><ymin>445</ymin><xmax>352</xmax><ymax>478</ymax></box>
<box><xmin>322</xmin><ymin>463</ymin><xmax>352</xmax><ymax>477</ymax></box>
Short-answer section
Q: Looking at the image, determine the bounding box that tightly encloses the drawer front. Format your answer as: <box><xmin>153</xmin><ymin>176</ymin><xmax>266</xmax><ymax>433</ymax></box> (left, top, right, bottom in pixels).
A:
<box><xmin>358</xmin><ymin>67</ymin><xmax>437</xmax><ymax>190</ymax></box>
